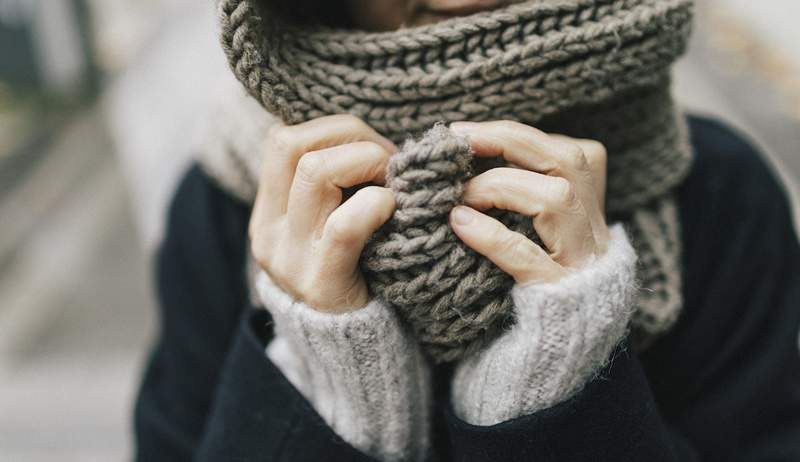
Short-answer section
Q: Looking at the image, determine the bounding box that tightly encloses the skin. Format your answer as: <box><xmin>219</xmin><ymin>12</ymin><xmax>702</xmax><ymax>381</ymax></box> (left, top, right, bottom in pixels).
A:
<box><xmin>250</xmin><ymin>0</ymin><xmax>611</xmax><ymax>313</ymax></box>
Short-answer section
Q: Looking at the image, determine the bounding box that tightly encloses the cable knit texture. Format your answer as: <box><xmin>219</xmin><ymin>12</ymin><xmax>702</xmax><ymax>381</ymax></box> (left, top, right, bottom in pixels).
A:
<box><xmin>255</xmin><ymin>271</ymin><xmax>431</xmax><ymax>462</ymax></box>
<box><xmin>361</xmin><ymin>125</ymin><xmax>537</xmax><ymax>361</ymax></box>
<box><xmin>209</xmin><ymin>0</ymin><xmax>695</xmax><ymax>359</ymax></box>
<box><xmin>452</xmin><ymin>225</ymin><xmax>637</xmax><ymax>425</ymax></box>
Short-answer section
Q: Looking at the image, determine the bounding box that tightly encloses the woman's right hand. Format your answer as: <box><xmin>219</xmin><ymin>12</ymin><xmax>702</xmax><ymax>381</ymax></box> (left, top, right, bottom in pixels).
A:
<box><xmin>249</xmin><ymin>115</ymin><xmax>398</xmax><ymax>314</ymax></box>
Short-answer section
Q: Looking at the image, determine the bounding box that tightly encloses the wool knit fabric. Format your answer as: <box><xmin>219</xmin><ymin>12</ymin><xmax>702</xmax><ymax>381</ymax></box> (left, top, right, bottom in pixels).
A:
<box><xmin>452</xmin><ymin>224</ymin><xmax>637</xmax><ymax>425</ymax></box>
<box><xmin>256</xmin><ymin>225</ymin><xmax>636</xmax><ymax>459</ymax></box>
<box><xmin>209</xmin><ymin>0</ymin><xmax>695</xmax><ymax>361</ymax></box>
<box><xmin>359</xmin><ymin>125</ymin><xmax>538</xmax><ymax>361</ymax></box>
<box><xmin>256</xmin><ymin>271</ymin><xmax>431</xmax><ymax>462</ymax></box>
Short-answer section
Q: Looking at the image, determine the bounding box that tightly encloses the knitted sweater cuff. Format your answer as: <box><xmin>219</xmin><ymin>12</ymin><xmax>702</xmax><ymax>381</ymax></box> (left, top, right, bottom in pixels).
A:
<box><xmin>255</xmin><ymin>271</ymin><xmax>432</xmax><ymax>462</ymax></box>
<box><xmin>451</xmin><ymin>224</ymin><xmax>638</xmax><ymax>426</ymax></box>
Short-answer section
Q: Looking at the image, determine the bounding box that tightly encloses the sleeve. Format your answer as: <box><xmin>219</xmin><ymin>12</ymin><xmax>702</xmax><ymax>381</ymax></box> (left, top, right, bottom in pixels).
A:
<box><xmin>446</xmin><ymin>344</ymin><xmax>698</xmax><ymax>461</ymax></box>
<box><xmin>443</xmin><ymin>224</ymin><xmax>697</xmax><ymax>460</ymax></box>
<box><xmin>255</xmin><ymin>271</ymin><xmax>432</xmax><ymax>462</ymax></box>
<box><xmin>194</xmin><ymin>310</ymin><xmax>398</xmax><ymax>462</ymax></box>
<box><xmin>134</xmin><ymin>166</ymin><xmax>252</xmax><ymax>461</ymax></box>
<box><xmin>639</xmin><ymin>117</ymin><xmax>800</xmax><ymax>460</ymax></box>
<box><xmin>450</xmin><ymin>225</ymin><xmax>637</xmax><ymax>426</ymax></box>
<box><xmin>133</xmin><ymin>166</ymin><xmax>393</xmax><ymax>462</ymax></box>
<box><xmin>444</xmin><ymin>117</ymin><xmax>800</xmax><ymax>461</ymax></box>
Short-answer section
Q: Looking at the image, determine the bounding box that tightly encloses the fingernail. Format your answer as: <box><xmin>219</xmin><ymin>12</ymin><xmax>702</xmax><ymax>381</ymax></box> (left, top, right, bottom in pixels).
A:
<box><xmin>450</xmin><ymin>122</ymin><xmax>480</xmax><ymax>135</ymax></box>
<box><xmin>452</xmin><ymin>206</ymin><xmax>475</xmax><ymax>226</ymax></box>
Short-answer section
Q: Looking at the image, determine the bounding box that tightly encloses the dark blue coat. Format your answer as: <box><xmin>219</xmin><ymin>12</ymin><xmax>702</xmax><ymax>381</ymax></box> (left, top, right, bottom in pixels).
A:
<box><xmin>134</xmin><ymin>116</ymin><xmax>800</xmax><ymax>461</ymax></box>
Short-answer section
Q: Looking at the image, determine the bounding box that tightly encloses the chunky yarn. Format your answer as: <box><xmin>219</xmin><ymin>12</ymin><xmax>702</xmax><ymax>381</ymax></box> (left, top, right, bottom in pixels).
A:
<box><xmin>360</xmin><ymin>126</ymin><xmax>540</xmax><ymax>361</ymax></box>
<box><xmin>210</xmin><ymin>0</ymin><xmax>695</xmax><ymax>361</ymax></box>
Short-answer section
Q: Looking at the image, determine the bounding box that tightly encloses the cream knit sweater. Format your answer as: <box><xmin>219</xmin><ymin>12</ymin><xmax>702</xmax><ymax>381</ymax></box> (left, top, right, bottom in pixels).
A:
<box><xmin>256</xmin><ymin>224</ymin><xmax>637</xmax><ymax>461</ymax></box>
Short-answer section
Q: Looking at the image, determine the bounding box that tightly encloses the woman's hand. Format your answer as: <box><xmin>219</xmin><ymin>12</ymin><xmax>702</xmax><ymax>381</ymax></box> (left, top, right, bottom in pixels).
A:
<box><xmin>449</xmin><ymin>121</ymin><xmax>610</xmax><ymax>284</ymax></box>
<box><xmin>249</xmin><ymin>115</ymin><xmax>397</xmax><ymax>313</ymax></box>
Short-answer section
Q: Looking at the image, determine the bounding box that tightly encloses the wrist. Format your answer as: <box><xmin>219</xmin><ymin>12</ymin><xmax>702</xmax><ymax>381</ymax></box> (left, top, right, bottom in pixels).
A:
<box><xmin>256</xmin><ymin>269</ymin><xmax>433</xmax><ymax>462</ymax></box>
<box><xmin>259</xmin><ymin>267</ymin><xmax>369</xmax><ymax>314</ymax></box>
<box><xmin>452</xmin><ymin>224</ymin><xmax>637</xmax><ymax>425</ymax></box>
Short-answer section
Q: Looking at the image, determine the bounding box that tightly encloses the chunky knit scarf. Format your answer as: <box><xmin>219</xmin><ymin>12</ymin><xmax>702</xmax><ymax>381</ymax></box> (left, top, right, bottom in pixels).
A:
<box><xmin>207</xmin><ymin>0</ymin><xmax>694</xmax><ymax>362</ymax></box>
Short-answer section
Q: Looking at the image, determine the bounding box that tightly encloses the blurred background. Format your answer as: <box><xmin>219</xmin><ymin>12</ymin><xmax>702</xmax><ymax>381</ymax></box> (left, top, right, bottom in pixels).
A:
<box><xmin>0</xmin><ymin>0</ymin><xmax>798</xmax><ymax>460</ymax></box>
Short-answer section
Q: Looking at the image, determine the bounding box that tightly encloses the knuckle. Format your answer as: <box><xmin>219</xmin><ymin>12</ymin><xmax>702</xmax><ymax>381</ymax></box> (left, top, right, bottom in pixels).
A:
<box><xmin>325</xmin><ymin>215</ymin><xmax>361</xmax><ymax>248</ymax></box>
<box><xmin>295</xmin><ymin>151</ymin><xmax>326</xmax><ymax>183</ymax></box>
<box><xmin>266</xmin><ymin>124</ymin><xmax>295</xmax><ymax>153</ymax></box>
<box><xmin>493</xmin><ymin>227</ymin><xmax>524</xmax><ymax>255</ymax></box>
<box><xmin>470</xmin><ymin>168</ymin><xmax>499</xmax><ymax>190</ymax></box>
<box><xmin>495</xmin><ymin>231</ymin><xmax>539</xmax><ymax>273</ymax></box>
<box><xmin>357</xmin><ymin>185</ymin><xmax>390</xmax><ymax>203</ymax></box>
<box><xmin>478</xmin><ymin>167</ymin><xmax>513</xmax><ymax>189</ymax></box>
<box><xmin>582</xmin><ymin>139</ymin><xmax>607</xmax><ymax>163</ymax></box>
<box><xmin>465</xmin><ymin>169</ymin><xmax>503</xmax><ymax>204</ymax></box>
<box><xmin>559</xmin><ymin>143</ymin><xmax>589</xmax><ymax>171</ymax></box>
<box><xmin>489</xmin><ymin>119</ymin><xmax>524</xmax><ymax>132</ymax></box>
<box><xmin>583</xmin><ymin>140</ymin><xmax>608</xmax><ymax>174</ymax></box>
<box><xmin>550</xmin><ymin>177</ymin><xmax>577</xmax><ymax>207</ymax></box>
<box><xmin>356</xmin><ymin>186</ymin><xmax>396</xmax><ymax>220</ymax></box>
<box><xmin>335</xmin><ymin>113</ymin><xmax>369</xmax><ymax>132</ymax></box>
<box><xmin>509</xmin><ymin>243</ymin><xmax>542</xmax><ymax>273</ymax></box>
<box><xmin>355</xmin><ymin>141</ymin><xmax>390</xmax><ymax>162</ymax></box>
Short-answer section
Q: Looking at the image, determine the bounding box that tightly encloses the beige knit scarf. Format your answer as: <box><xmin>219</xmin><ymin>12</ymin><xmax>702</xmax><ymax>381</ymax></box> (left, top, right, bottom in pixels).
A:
<box><xmin>204</xmin><ymin>0</ymin><xmax>694</xmax><ymax>361</ymax></box>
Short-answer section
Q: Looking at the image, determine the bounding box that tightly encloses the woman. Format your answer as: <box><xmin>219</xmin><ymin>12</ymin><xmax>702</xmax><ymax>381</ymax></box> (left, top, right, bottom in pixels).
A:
<box><xmin>135</xmin><ymin>0</ymin><xmax>800</xmax><ymax>460</ymax></box>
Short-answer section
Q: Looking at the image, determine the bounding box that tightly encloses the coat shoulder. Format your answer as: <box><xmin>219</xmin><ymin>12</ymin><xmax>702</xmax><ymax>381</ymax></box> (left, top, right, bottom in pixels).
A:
<box><xmin>682</xmin><ymin>116</ymin><xmax>792</xmax><ymax>218</ymax></box>
<box><xmin>642</xmin><ymin>116</ymin><xmax>800</xmax><ymax>426</ymax></box>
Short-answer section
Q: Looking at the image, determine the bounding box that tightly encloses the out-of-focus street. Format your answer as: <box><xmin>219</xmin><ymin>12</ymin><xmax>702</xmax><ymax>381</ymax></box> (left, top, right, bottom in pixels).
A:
<box><xmin>0</xmin><ymin>0</ymin><xmax>798</xmax><ymax>460</ymax></box>
<box><xmin>0</xmin><ymin>105</ymin><xmax>153</xmax><ymax>459</ymax></box>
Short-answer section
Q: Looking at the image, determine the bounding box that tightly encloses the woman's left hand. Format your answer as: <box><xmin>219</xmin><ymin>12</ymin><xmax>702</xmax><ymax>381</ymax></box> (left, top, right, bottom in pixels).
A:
<box><xmin>449</xmin><ymin>121</ymin><xmax>610</xmax><ymax>284</ymax></box>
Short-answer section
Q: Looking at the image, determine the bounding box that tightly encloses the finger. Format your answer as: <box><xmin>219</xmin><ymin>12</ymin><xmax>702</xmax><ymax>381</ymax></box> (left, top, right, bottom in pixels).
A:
<box><xmin>553</xmin><ymin>135</ymin><xmax>610</xmax><ymax>250</ymax></box>
<box><xmin>462</xmin><ymin>168</ymin><xmax>596</xmax><ymax>267</ymax></box>
<box><xmin>451</xmin><ymin>121</ymin><xmax>607</xmax><ymax>247</ymax></box>
<box><xmin>288</xmin><ymin>141</ymin><xmax>391</xmax><ymax>235</ymax></box>
<box><xmin>550</xmin><ymin>135</ymin><xmax>608</xmax><ymax>211</ymax></box>
<box><xmin>450</xmin><ymin>120</ymin><xmax>581</xmax><ymax>174</ymax></box>
<box><xmin>319</xmin><ymin>186</ymin><xmax>395</xmax><ymax>273</ymax></box>
<box><xmin>257</xmin><ymin>114</ymin><xmax>396</xmax><ymax>222</ymax></box>
<box><xmin>449</xmin><ymin>205</ymin><xmax>566</xmax><ymax>283</ymax></box>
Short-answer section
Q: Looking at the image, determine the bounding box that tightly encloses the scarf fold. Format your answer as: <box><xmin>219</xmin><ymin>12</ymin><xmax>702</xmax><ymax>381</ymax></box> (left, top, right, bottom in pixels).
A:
<box><xmin>208</xmin><ymin>0</ymin><xmax>695</xmax><ymax>361</ymax></box>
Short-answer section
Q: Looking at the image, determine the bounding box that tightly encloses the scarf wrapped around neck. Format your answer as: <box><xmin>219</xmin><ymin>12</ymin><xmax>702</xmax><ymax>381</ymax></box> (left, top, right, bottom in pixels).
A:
<box><xmin>204</xmin><ymin>0</ymin><xmax>695</xmax><ymax>361</ymax></box>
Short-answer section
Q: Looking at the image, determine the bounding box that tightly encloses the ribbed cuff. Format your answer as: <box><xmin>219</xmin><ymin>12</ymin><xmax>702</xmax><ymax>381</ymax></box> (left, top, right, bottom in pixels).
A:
<box><xmin>452</xmin><ymin>224</ymin><xmax>638</xmax><ymax>426</ymax></box>
<box><xmin>255</xmin><ymin>271</ymin><xmax>431</xmax><ymax>462</ymax></box>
